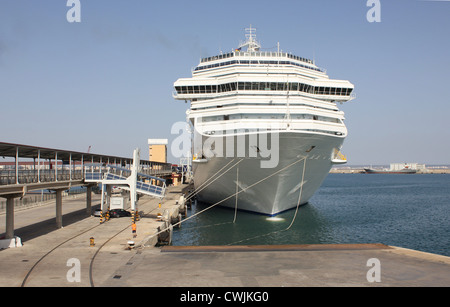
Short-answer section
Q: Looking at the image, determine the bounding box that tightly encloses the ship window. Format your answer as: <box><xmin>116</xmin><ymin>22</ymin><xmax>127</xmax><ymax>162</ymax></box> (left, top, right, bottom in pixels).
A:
<box><xmin>251</xmin><ymin>82</ymin><xmax>259</xmax><ymax>90</ymax></box>
<box><xmin>270</xmin><ymin>83</ymin><xmax>277</xmax><ymax>91</ymax></box>
<box><xmin>245</xmin><ymin>82</ymin><xmax>251</xmax><ymax>90</ymax></box>
<box><xmin>238</xmin><ymin>82</ymin><xmax>244</xmax><ymax>90</ymax></box>
<box><xmin>230</xmin><ymin>82</ymin><xmax>237</xmax><ymax>91</ymax></box>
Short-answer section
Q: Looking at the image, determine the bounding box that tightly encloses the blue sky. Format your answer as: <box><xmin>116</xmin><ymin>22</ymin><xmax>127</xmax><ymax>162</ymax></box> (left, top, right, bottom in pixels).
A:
<box><xmin>0</xmin><ymin>0</ymin><xmax>449</xmax><ymax>165</ymax></box>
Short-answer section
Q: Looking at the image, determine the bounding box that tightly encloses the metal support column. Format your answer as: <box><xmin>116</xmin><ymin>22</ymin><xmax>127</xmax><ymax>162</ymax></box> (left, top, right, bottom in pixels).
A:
<box><xmin>100</xmin><ymin>183</ymin><xmax>105</xmax><ymax>212</ymax></box>
<box><xmin>106</xmin><ymin>184</ymin><xmax>111</xmax><ymax>210</ymax></box>
<box><xmin>69</xmin><ymin>153</ymin><xmax>72</xmax><ymax>181</ymax></box>
<box><xmin>56</xmin><ymin>189</ymin><xmax>63</xmax><ymax>229</ymax></box>
<box><xmin>86</xmin><ymin>185</ymin><xmax>92</xmax><ymax>215</ymax></box>
<box><xmin>37</xmin><ymin>150</ymin><xmax>41</xmax><ymax>183</ymax></box>
<box><xmin>15</xmin><ymin>147</ymin><xmax>19</xmax><ymax>184</ymax></box>
<box><xmin>55</xmin><ymin>152</ymin><xmax>58</xmax><ymax>182</ymax></box>
<box><xmin>5</xmin><ymin>196</ymin><xmax>15</xmax><ymax>239</ymax></box>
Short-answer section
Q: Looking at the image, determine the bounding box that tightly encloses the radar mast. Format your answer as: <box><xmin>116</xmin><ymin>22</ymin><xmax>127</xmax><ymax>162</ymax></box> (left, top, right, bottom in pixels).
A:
<box><xmin>238</xmin><ymin>25</ymin><xmax>261</xmax><ymax>52</ymax></box>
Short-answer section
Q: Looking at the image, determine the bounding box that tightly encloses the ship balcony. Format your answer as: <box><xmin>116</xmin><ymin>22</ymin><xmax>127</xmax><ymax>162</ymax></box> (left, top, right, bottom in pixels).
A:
<box><xmin>196</xmin><ymin>119</ymin><xmax>347</xmax><ymax>138</ymax></box>
<box><xmin>314</xmin><ymin>92</ymin><xmax>356</xmax><ymax>102</ymax></box>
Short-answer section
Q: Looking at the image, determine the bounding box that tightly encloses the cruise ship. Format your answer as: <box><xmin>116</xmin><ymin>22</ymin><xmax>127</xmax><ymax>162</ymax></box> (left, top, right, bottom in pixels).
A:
<box><xmin>173</xmin><ymin>27</ymin><xmax>355</xmax><ymax>215</ymax></box>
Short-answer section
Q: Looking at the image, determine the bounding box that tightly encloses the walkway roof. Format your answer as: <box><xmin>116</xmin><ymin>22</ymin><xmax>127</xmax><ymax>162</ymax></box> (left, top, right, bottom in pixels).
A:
<box><xmin>0</xmin><ymin>142</ymin><xmax>165</xmax><ymax>165</ymax></box>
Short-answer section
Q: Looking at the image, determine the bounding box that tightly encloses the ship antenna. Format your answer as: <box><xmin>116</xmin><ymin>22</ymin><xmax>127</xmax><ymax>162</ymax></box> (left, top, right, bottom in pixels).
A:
<box><xmin>238</xmin><ymin>25</ymin><xmax>261</xmax><ymax>52</ymax></box>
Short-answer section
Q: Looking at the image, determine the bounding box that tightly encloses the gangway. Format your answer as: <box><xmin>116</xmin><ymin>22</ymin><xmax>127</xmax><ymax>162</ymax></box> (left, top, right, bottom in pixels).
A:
<box><xmin>100</xmin><ymin>169</ymin><xmax>166</xmax><ymax>199</ymax></box>
<box><xmin>84</xmin><ymin>148</ymin><xmax>166</xmax><ymax>216</ymax></box>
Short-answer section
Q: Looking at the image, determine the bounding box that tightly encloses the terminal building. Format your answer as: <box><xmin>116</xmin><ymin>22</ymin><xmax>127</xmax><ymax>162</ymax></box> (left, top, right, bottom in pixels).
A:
<box><xmin>147</xmin><ymin>139</ymin><xmax>182</xmax><ymax>185</ymax></box>
<box><xmin>148</xmin><ymin>139</ymin><xmax>168</xmax><ymax>163</ymax></box>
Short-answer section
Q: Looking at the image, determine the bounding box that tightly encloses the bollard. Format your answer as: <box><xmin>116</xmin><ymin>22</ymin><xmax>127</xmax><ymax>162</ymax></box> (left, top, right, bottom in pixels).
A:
<box><xmin>178</xmin><ymin>214</ymin><xmax>182</xmax><ymax>228</ymax></box>
<box><xmin>127</xmin><ymin>240</ymin><xmax>135</xmax><ymax>250</ymax></box>
<box><xmin>105</xmin><ymin>210</ymin><xmax>110</xmax><ymax>221</ymax></box>
<box><xmin>90</xmin><ymin>237</ymin><xmax>95</xmax><ymax>247</ymax></box>
<box><xmin>157</xmin><ymin>203</ymin><xmax>162</xmax><ymax>216</ymax></box>
<box><xmin>168</xmin><ymin>224</ymin><xmax>173</xmax><ymax>245</ymax></box>
<box><xmin>100</xmin><ymin>212</ymin><xmax>103</xmax><ymax>224</ymax></box>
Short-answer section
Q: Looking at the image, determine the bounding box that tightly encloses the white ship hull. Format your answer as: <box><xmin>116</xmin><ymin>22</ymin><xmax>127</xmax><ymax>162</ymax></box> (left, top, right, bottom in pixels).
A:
<box><xmin>192</xmin><ymin>131</ymin><xmax>344</xmax><ymax>215</ymax></box>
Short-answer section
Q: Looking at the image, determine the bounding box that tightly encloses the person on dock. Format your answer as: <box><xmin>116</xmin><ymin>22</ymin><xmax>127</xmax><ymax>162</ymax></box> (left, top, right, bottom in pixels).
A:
<box><xmin>132</xmin><ymin>222</ymin><xmax>137</xmax><ymax>238</ymax></box>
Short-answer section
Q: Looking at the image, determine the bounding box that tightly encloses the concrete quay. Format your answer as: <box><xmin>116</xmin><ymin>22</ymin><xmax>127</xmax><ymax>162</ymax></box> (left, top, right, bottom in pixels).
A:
<box><xmin>1</xmin><ymin>182</ymin><xmax>449</xmax><ymax>287</ymax></box>
<box><xmin>0</xmin><ymin>183</ymin><xmax>189</xmax><ymax>287</ymax></box>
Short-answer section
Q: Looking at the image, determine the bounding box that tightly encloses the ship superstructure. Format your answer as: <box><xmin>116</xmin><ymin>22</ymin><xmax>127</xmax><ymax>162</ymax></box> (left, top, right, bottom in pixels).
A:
<box><xmin>173</xmin><ymin>27</ymin><xmax>355</xmax><ymax>215</ymax></box>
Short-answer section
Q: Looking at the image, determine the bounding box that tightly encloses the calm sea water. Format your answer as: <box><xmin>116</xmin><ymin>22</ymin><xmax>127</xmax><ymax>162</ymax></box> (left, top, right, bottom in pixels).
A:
<box><xmin>172</xmin><ymin>174</ymin><xmax>450</xmax><ymax>257</ymax></box>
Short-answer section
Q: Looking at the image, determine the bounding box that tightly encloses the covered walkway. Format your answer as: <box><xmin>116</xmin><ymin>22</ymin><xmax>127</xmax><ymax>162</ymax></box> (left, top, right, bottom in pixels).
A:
<box><xmin>0</xmin><ymin>142</ymin><xmax>172</xmax><ymax>248</ymax></box>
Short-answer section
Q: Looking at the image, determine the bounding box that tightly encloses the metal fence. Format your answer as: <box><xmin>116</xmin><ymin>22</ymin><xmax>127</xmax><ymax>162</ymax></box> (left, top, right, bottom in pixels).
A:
<box><xmin>0</xmin><ymin>187</ymin><xmax>87</xmax><ymax>212</ymax></box>
<box><xmin>0</xmin><ymin>169</ymin><xmax>84</xmax><ymax>185</ymax></box>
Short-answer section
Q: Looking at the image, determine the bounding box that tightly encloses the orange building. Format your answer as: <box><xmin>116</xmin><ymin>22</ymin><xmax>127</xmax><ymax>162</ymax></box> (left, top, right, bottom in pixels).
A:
<box><xmin>148</xmin><ymin>139</ymin><xmax>168</xmax><ymax>163</ymax></box>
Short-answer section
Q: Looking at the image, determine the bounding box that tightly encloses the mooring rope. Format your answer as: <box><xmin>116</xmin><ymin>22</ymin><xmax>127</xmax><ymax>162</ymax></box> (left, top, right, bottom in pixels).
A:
<box><xmin>140</xmin><ymin>156</ymin><xmax>307</xmax><ymax>248</ymax></box>
<box><xmin>233</xmin><ymin>166</ymin><xmax>239</xmax><ymax>224</ymax></box>
<box><xmin>225</xmin><ymin>157</ymin><xmax>307</xmax><ymax>245</ymax></box>
<box><xmin>285</xmin><ymin>157</ymin><xmax>307</xmax><ymax>231</ymax></box>
<box><xmin>184</xmin><ymin>158</ymin><xmax>236</xmax><ymax>200</ymax></box>
<box><xmin>184</xmin><ymin>158</ymin><xmax>243</xmax><ymax>202</ymax></box>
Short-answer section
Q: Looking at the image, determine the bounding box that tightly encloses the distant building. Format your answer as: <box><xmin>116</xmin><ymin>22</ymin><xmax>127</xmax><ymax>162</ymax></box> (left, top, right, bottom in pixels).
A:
<box><xmin>148</xmin><ymin>139</ymin><xmax>168</xmax><ymax>163</ymax></box>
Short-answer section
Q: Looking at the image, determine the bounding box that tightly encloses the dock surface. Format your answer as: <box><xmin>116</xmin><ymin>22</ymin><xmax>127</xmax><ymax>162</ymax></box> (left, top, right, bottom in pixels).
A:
<box><xmin>103</xmin><ymin>243</ymin><xmax>449</xmax><ymax>287</ymax></box>
<box><xmin>1</xmin><ymin>183</ymin><xmax>449</xmax><ymax>287</ymax></box>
